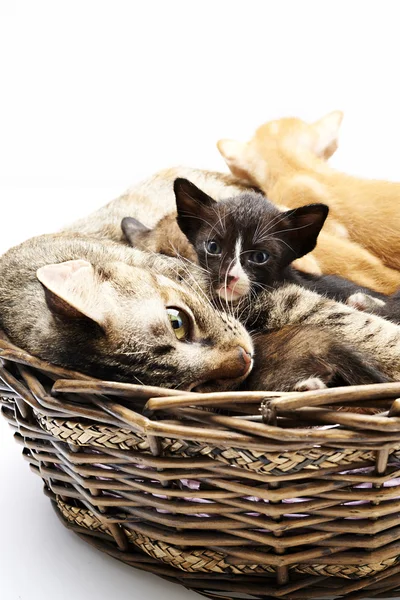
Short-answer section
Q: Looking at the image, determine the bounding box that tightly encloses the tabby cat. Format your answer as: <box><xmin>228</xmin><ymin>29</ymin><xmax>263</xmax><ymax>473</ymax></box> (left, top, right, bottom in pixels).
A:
<box><xmin>246</xmin><ymin>324</ymin><xmax>391</xmax><ymax>392</ymax></box>
<box><xmin>243</xmin><ymin>284</ymin><xmax>400</xmax><ymax>390</ymax></box>
<box><xmin>0</xmin><ymin>235</ymin><xmax>253</xmax><ymax>392</ymax></box>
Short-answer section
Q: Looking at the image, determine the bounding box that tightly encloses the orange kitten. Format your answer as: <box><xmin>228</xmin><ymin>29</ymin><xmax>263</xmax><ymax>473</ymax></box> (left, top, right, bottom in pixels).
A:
<box><xmin>217</xmin><ymin>111</ymin><xmax>400</xmax><ymax>293</ymax></box>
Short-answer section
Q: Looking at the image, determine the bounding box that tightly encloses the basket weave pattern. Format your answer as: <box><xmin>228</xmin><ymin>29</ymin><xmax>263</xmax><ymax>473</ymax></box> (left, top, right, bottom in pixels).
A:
<box><xmin>3</xmin><ymin>336</ymin><xmax>400</xmax><ymax>599</ymax></box>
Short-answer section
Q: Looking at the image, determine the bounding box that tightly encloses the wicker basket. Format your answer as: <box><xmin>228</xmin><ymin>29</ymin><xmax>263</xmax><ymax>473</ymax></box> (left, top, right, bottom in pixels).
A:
<box><xmin>3</xmin><ymin>333</ymin><xmax>400</xmax><ymax>600</ymax></box>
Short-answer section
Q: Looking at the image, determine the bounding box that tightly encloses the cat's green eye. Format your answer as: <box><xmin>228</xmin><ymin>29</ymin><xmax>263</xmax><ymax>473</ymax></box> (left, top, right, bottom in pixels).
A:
<box><xmin>167</xmin><ymin>307</ymin><xmax>191</xmax><ymax>341</ymax></box>
<box><xmin>205</xmin><ymin>240</ymin><xmax>222</xmax><ymax>255</ymax></box>
<box><xmin>249</xmin><ymin>250</ymin><xmax>270</xmax><ymax>265</ymax></box>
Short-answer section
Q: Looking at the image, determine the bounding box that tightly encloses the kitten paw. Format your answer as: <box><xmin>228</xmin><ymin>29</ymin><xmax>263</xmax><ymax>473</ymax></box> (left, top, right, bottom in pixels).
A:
<box><xmin>293</xmin><ymin>377</ymin><xmax>327</xmax><ymax>392</ymax></box>
<box><xmin>347</xmin><ymin>292</ymin><xmax>386</xmax><ymax>312</ymax></box>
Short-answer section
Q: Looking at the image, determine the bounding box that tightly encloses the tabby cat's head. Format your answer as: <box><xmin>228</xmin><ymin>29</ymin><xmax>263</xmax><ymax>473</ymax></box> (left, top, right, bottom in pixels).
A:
<box><xmin>173</xmin><ymin>178</ymin><xmax>328</xmax><ymax>303</ymax></box>
<box><xmin>35</xmin><ymin>256</ymin><xmax>253</xmax><ymax>391</ymax></box>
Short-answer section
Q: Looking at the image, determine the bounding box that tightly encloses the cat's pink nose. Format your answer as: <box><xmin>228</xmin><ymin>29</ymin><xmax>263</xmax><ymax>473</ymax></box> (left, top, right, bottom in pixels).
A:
<box><xmin>239</xmin><ymin>346</ymin><xmax>253</xmax><ymax>372</ymax></box>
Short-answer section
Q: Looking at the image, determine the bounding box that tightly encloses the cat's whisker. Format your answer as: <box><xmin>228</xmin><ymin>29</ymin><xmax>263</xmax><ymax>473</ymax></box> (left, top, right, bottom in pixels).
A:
<box><xmin>217</xmin><ymin>251</ymin><xmax>226</xmax><ymax>285</ymax></box>
<box><xmin>256</xmin><ymin>223</ymin><xmax>315</xmax><ymax>250</ymax></box>
<box><xmin>223</xmin><ymin>255</ymin><xmax>239</xmax><ymax>319</ymax></box>
<box><xmin>217</xmin><ymin>255</ymin><xmax>229</xmax><ymax>313</ymax></box>
<box><xmin>161</xmin><ymin>259</ymin><xmax>212</xmax><ymax>309</ymax></box>
<box><xmin>255</xmin><ymin>207</ymin><xmax>312</xmax><ymax>244</ymax></box>
<box><xmin>264</xmin><ymin>222</ymin><xmax>315</xmax><ymax>240</ymax></box>
<box><xmin>252</xmin><ymin>281</ymin><xmax>274</xmax><ymax>292</ymax></box>
<box><xmin>252</xmin><ymin>218</ymin><xmax>263</xmax><ymax>246</ymax></box>
<box><xmin>214</xmin><ymin>251</ymin><xmax>232</xmax><ymax>319</ymax></box>
<box><xmin>178</xmin><ymin>212</ymin><xmax>216</xmax><ymax>231</ymax></box>
<box><xmin>175</xmin><ymin>253</ymin><xmax>209</xmax><ymax>275</ymax></box>
<box><xmin>175</xmin><ymin>263</ymin><xmax>215</xmax><ymax>310</ymax></box>
<box><xmin>253</xmin><ymin>211</ymin><xmax>292</xmax><ymax>243</ymax></box>
<box><xmin>236</xmin><ymin>295</ymin><xmax>250</xmax><ymax>324</ymax></box>
<box><xmin>168</xmin><ymin>244</ymin><xmax>215</xmax><ymax>301</ymax></box>
<box><xmin>249</xmin><ymin>330</ymin><xmax>264</xmax><ymax>341</ymax></box>
<box><xmin>212</xmin><ymin>206</ymin><xmax>239</xmax><ymax>238</ymax></box>
<box><xmin>208</xmin><ymin>204</ymin><xmax>227</xmax><ymax>238</ymax></box>
<box><xmin>268</xmin><ymin>235</ymin><xmax>296</xmax><ymax>255</ymax></box>
<box><xmin>179</xmin><ymin>264</ymin><xmax>233</xmax><ymax>330</ymax></box>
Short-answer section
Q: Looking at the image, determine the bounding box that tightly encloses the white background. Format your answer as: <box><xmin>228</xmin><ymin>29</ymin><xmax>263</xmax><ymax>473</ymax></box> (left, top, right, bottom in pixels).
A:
<box><xmin>1</xmin><ymin>1</ymin><xmax>399</xmax><ymax>598</ymax></box>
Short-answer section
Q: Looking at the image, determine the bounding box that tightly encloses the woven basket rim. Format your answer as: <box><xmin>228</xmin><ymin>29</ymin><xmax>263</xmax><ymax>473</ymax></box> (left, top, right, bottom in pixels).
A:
<box><xmin>3</xmin><ymin>331</ymin><xmax>400</xmax><ymax>599</ymax></box>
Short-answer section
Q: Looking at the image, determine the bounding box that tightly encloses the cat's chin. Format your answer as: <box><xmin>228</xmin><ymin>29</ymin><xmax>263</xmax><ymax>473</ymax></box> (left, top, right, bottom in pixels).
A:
<box><xmin>188</xmin><ymin>368</ymin><xmax>253</xmax><ymax>394</ymax></box>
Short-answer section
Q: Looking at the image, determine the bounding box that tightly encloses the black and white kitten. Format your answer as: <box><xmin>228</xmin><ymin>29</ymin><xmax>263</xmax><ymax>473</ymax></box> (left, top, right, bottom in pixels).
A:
<box><xmin>172</xmin><ymin>179</ymin><xmax>388</xmax><ymax>305</ymax></box>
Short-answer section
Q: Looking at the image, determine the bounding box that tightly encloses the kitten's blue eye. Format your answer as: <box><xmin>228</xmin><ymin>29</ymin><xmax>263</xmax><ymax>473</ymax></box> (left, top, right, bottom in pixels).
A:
<box><xmin>249</xmin><ymin>250</ymin><xmax>270</xmax><ymax>265</ymax></box>
<box><xmin>205</xmin><ymin>240</ymin><xmax>221</xmax><ymax>255</ymax></box>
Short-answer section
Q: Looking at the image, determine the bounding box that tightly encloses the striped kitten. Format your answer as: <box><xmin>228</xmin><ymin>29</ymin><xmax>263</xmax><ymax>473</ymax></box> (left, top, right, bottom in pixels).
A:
<box><xmin>244</xmin><ymin>284</ymin><xmax>400</xmax><ymax>391</ymax></box>
<box><xmin>246</xmin><ymin>324</ymin><xmax>391</xmax><ymax>392</ymax></box>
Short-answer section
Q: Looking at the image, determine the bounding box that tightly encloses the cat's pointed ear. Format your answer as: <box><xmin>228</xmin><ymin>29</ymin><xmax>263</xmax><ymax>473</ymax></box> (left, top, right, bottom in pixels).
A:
<box><xmin>121</xmin><ymin>216</ymin><xmax>151</xmax><ymax>246</ymax></box>
<box><xmin>174</xmin><ymin>178</ymin><xmax>217</xmax><ymax>241</ymax></box>
<box><xmin>312</xmin><ymin>111</ymin><xmax>343</xmax><ymax>157</ymax></box>
<box><xmin>217</xmin><ymin>139</ymin><xmax>253</xmax><ymax>183</ymax></box>
<box><xmin>37</xmin><ymin>259</ymin><xmax>105</xmax><ymax>327</ymax></box>
<box><xmin>280</xmin><ymin>204</ymin><xmax>329</xmax><ymax>261</ymax></box>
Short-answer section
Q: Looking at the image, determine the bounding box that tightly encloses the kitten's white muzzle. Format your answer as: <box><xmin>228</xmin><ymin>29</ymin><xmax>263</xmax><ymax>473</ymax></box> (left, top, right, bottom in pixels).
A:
<box><xmin>218</xmin><ymin>257</ymin><xmax>251</xmax><ymax>302</ymax></box>
<box><xmin>218</xmin><ymin>281</ymin><xmax>250</xmax><ymax>303</ymax></box>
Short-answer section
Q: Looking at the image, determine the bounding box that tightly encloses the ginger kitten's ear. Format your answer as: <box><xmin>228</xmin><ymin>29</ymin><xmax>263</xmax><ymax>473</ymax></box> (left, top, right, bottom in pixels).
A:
<box><xmin>174</xmin><ymin>178</ymin><xmax>217</xmax><ymax>242</ymax></box>
<box><xmin>312</xmin><ymin>110</ymin><xmax>343</xmax><ymax>158</ymax></box>
<box><xmin>121</xmin><ymin>216</ymin><xmax>151</xmax><ymax>246</ymax></box>
<box><xmin>280</xmin><ymin>204</ymin><xmax>329</xmax><ymax>262</ymax></box>
<box><xmin>216</xmin><ymin>139</ymin><xmax>254</xmax><ymax>183</ymax></box>
<box><xmin>37</xmin><ymin>259</ymin><xmax>106</xmax><ymax>327</ymax></box>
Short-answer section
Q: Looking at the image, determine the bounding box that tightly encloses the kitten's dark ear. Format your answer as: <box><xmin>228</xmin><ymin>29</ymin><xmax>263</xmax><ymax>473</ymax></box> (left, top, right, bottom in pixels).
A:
<box><xmin>121</xmin><ymin>217</ymin><xmax>151</xmax><ymax>246</ymax></box>
<box><xmin>174</xmin><ymin>178</ymin><xmax>217</xmax><ymax>242</ymax></box>
<box><xmin>280</xmin><ymin>204</ymin><xmax>329</xmax><ymax>261</ymax></box>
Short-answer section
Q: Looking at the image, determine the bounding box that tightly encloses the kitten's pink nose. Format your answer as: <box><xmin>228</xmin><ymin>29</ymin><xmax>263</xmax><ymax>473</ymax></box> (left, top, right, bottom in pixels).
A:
<box><xmin>227</xmin><ymin>275</ymin><xmax>240</xmax><ymax>286</ymax></box>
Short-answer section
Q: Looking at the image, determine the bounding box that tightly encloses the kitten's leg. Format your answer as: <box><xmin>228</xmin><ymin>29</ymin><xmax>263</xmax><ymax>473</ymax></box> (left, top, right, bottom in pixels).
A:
<box><xmin>257</xmin><ymin>284</ymin><xmax>400</xmax><ymax>381</ymax></box>
<box><xmin>293</xmin><ymin>377</ymin><xmax>327</xmax><ymax>392</ymax></box>
<box><xmin>346</xmin><ymin>292</ymin><xmax>386</xmax><ymax>312</ymax></box>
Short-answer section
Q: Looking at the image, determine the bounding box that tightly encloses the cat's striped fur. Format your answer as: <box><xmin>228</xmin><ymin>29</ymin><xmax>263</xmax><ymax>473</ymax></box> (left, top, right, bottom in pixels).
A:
<box><xmin>244</xmin><ymin>284</ymin><xmax>400</xmax><ymax>389</ymax></box>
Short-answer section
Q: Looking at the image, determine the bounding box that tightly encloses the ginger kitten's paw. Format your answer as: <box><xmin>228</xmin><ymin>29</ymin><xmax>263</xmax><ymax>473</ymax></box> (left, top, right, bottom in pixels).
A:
<box><xmin>347</xmin><ymin>292</ymin><xmax>386</xmax><ymax>312</ymax></box>
<box><xmin>293</xmin><ymin>377</ymin><xmax>327</xmax><ymax>392</ymax></box>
